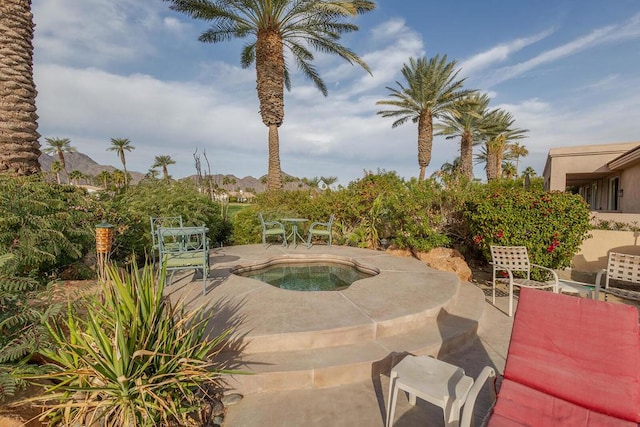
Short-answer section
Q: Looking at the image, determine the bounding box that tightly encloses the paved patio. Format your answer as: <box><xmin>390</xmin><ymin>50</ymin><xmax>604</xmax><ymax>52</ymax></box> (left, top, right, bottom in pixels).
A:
<box><xmin>222</xmin><ymin>293</ymin><xmax>515</xmax><ymax>426</ymax></box>
<box><xmin>162</xmin><ymin>244</ymin><xmax>521</xmax><ymax>426</ymax></box>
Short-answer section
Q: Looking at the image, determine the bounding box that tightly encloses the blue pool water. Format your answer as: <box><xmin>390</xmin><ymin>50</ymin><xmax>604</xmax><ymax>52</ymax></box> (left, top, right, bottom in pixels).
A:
<box><xmin>237</xmin><ymin>262</ymin><xmax>374</xmax><ymax>291</ymax></box>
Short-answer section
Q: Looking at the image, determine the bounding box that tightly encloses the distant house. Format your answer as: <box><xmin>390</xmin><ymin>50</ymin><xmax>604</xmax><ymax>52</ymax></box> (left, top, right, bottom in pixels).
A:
<box><xmin>543</xmin><ymin>141</ymin><xmax>640</xmax><ymax>216</ymax></box>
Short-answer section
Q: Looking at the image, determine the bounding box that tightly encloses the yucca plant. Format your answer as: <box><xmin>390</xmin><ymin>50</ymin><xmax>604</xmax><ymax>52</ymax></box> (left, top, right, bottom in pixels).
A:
<box><xmin>24</xmin><ymin>263</ymin><xmax>234</xmax><ymax>427</ymax></box>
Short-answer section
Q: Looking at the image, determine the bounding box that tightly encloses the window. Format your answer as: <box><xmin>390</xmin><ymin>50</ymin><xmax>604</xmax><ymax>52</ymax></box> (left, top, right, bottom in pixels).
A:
<box><xmin>608</xmin><ymin>177</ymin><xmax>619</xmax><ymax>211</ymax></box>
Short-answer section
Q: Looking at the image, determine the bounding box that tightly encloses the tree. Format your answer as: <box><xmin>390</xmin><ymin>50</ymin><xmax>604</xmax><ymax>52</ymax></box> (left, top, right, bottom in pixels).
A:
<box><xmin>508</xmin><ymin>141</ymin><xmax>529</xmax><ymax>177</ymax></box>
<box><xmin>43</xmin><ymin>137</ymin><xmax>76</xmax><ymax>181</ymax></box>
<box><xmin>522</xmin><ymin>166</ymin><xmax>537</xmax><ymax>178</ymax></box>
<box><xmin>152</xmin><ymin>155</ymin><xmax>175</xmax><ymax>181</ymax></box>
<box><xmin>476</xmin><ymin>109</ymin><xmax>528</xmax><ymax>181</ymax></box>
<box><xmin>96</xmin><ymin>170</ymin><xmax>111</xmax><ymax>189</ymax></box>
<box><xmin>51</xmin><ymin>161</ymin><xmax>62</xmax><ymax>184</ymax></box>
<box><xmin>436</xmin><ymin>92</ymin><xmax>491</xmax><ymax>180</ymax></box>
<box><xmin>107</xmin><ymin>138</ymin><xmax>135</xmax><ymax>186</ymax></box>
<box><xmin>68</xmin><ymin>170</ymin><xmax>84</xmax><ymax>186</ymax></box>
<box><xmin>0</xmin><ymin>0</ymin><xmax>41</xmax><ymax>176</ymax></box>
<box><xmin>164</xmin><ymin>0</ymin><xmax>375</xmax><ymax>191</ymax></box>
<box><xmin>377</xmin><ymin>55</ymin><xmax>472</xmax><ymax>180</ymax></box>
<box><xmin>111</xmin><ymin>169</ymin><xmax>126</xmax><ymax>188</ymax></box>
<box><xmin>502</xmin><ymin>162</ymin><xmax>517</xmax><ymax>179</ymax></box>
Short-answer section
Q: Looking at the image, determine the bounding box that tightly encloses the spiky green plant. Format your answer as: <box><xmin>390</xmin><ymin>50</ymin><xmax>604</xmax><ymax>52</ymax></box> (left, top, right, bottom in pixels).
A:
<box><xmin>24</xmin><ymin>263</ymin><xmax>235</xmax><ymax>427</ymax></box>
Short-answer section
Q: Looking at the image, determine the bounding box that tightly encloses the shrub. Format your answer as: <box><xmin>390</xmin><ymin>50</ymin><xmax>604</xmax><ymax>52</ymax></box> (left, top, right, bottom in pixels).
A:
<box><xmin>100</xmin><ymin>180</ymin><xmax>232</xmax><ymax>262</ymax></box>
<box><xmin>26</xmin><ymin>263</ymin><xmax>234</xmax><ymax>426</ymax></box>
<box><xmin>465</xmin><ymin>187</ymin><xmax>592</xmax><ymax>276</ymax></box>
<box><xmin>0</xmin><ymin>275</ymin><xmax>64</xmax><ymax>401</ymax></box>
<box><xmin>0</xmin><ymin>176</ymin><xmax>96</xmax><ymax>280</ymax></box>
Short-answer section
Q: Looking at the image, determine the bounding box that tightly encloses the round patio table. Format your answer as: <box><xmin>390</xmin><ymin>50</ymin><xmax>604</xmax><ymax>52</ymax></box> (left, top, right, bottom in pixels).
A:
<box><xmin>280</xmin><ymin>218</ymin><xmax>308</xmax><ymax>247</ymax></box>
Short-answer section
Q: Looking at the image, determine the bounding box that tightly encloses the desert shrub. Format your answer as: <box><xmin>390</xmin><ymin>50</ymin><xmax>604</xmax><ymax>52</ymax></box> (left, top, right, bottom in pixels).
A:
<box><xmin>465</xmin><ymin>186</ymin><xmax>592</xmax><ymax>276</ymax></box>
<box><xmin>27</xmin><ymin>263</ymin><xmax>233</xmax><ymax>427</ymax></box>
<box><xmin>0</xmin><ymin>175</ymin><xmax>96</xmax><ymax>280</ymax></box>
<box><xmin>99</xmin><ymin>180</ymin><xmax>232</xmax><ymax>262</ymax></box>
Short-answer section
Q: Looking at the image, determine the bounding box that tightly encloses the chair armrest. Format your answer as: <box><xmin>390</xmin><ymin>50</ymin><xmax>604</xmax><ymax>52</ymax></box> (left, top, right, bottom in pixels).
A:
<box><xmin>265</xmin><ymin>220</ymin><xmax>285</xmax><ymax>228</ymax></box>
<box><xmin>594</xmin><ymin>268</ymin><xmax>607</xmax><ymax>300</ymax></box>
<box><xmin>460</xmin><ymin>366</ymin><xmax>497</xmax><ymax>427</ymax></box>
<box><xmin>309</xmin><ymin>221</ymin><xmax>329</xmax><ymax>230</ymax></box>
<box><xmin>530</xmin><ymin>264</ymin><xmax>559</xmax><ymax>291</ymax></box>
<box><xmin>489</xmin><ymin>263</ymin><xmax>514</xmax><ymax>279</ymax></box>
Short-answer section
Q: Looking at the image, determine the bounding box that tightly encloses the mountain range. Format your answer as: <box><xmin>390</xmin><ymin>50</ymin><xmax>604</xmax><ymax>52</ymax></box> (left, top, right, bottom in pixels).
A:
<box><xmin>38</xmin><ymin>152</ymin><xmax>308</xmax><ymax>192</ymax></box>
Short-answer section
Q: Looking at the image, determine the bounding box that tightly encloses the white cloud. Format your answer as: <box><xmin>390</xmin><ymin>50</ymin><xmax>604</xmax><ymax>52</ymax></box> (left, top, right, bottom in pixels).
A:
<box><xmin>459</xmin><ymin>29</ymin><xmax>554</xmax><ymax>77</ymax></box>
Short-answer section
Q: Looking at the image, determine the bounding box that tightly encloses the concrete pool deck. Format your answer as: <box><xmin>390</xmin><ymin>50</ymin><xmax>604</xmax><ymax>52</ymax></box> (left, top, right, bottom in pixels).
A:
<box><xmin>163</xmin><ymin>244</ymin><xmax>511</xmax><ymax>425</ymax></box>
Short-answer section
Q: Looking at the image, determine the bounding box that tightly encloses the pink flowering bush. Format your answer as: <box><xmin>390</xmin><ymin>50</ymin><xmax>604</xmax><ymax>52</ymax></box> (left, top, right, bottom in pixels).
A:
<box><xmin>465</xmin><ymin>187</ymin><xmax>591</xmax><ymax>278</ymax></box>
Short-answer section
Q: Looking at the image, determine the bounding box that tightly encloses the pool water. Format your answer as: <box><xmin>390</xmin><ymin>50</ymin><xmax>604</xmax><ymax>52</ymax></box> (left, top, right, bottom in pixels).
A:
<box><xmin>237</xmin><ymin>262</ymin><xmax>374</xmax><ymax>291</ymax></box>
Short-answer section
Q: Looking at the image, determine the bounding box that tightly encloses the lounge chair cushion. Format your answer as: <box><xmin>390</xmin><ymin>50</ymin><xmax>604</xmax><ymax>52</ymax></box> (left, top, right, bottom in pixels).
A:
<box><xmin>489</xmin><ymin>379</ymin><xmax>637</xmax><ymax>427</ymax></box>
<box><xmin>501</xmin><ymin>288</ymin><xmax>640</xmax><ymax>422</ymax></box>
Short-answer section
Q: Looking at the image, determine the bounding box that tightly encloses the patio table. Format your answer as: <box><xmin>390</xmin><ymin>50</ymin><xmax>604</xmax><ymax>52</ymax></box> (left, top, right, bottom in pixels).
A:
<box><xmin>280</xmin><ymin>218</ymin><xmax>308</xmax><ymax>247</ymax></box>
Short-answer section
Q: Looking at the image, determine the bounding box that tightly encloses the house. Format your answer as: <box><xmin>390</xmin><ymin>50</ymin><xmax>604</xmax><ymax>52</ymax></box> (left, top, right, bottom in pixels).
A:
<box><xmin>543</xmin><ymin>141</ymin><xmax>640</xmax><ymax>272</ymax></box>
<box><xmin>543</xmin><ymin>141</ymin><xmax>640</xmax><ymax>215</ymax></box>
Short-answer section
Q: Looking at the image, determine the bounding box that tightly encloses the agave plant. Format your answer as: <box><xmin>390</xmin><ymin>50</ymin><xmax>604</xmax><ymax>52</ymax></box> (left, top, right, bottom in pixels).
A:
<box><xmin>25</xmin><ymin>263</ymin><xmax>234</xmax><ymax>427</ymax></box>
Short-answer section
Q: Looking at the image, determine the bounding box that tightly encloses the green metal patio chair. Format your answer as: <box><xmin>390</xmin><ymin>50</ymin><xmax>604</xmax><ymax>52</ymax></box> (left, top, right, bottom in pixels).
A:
<box><xmin>306</xmin><ymin>214</ymin><xmax>335</xmax><ymax>248</ymax></box>
<box><xmin>150</xmin><ymin>216</ymin><xmax>183</xmax><ymax>265</ymax></box>
<box><xmin>258</xmin><ymin>213</ymin><xmax>287</xmax><ymax>247</ymax></box>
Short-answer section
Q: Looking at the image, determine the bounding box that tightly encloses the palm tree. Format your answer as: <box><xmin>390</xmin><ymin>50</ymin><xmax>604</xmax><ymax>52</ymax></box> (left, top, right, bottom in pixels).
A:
<box><xmin>477</xmin><ymin>109</ymin><xmax>528</xmax><ymax>181</ymax></box>
<box><xmin>0</xmin><ymin>0</ymin><xmax>41</xmax><ymax>176</ymax></box>
<box><xmin>502</xmin><ymin>162</ymin><xmax>517</xmax><ymax>179</ymax></box>
<box><xmin>111</xmin><ymin>169</ymin><xmax>126</xmax><ymax>188</ymax></box>
<box><xmin>508</xmin><ymin>141</ymin><xmax>529</xmax><ymax>177</ymax></box>
<box><xmin>377</xmin><ymin>55</ymin><xmax>473</xmax><ymax>180</ymax></box>
<box><xmin>43</xmin><ymin>137</ymin><xmax>76</xmax><ymax>181</ymax></box>
<box><xmin>145</xmin><ymin>168</ymin><xmax>159</xmax><ymax>180</ymax></box>
<box><xmin>51</xmin><ymin>161</ymin><xmax>62</xmax><ymax>184</ymax></box>
<box><xmin>96</xmin><ymin>170</ymin><xmax>111</xmax><ymax>189</ymax></box>
<box><xmin>522</xmin><ymin>166</ymin><xmax>537</xmax><ymax>178</ymax></box>
<box><xmin>68</xmin><ymin>169</ymin><xmax>84</xmax><ymax>185</ymax></box>
<box><xmin>107</xmin><ymin>138</ymin><xmax>135</xmax><ymax>186</ymax></box>
<box><xmin>152</xmin><ymin>155</ymin><xmax>175</xmax><ymax>181</ymax></box>
<box><xmin>436</xmin><ymin>93</ymin><xmax>491</xmax><ymax>180</ymax></box>
<box><xmin>164</xmin><ymin>0</ymin><xmax>375</xmax><ymax>191</ymax></box>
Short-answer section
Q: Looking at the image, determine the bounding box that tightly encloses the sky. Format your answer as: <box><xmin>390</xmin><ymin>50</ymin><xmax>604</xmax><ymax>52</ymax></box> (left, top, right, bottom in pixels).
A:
<box><xmin>31</xmin><ymin>0</ymin><xmax>640</xmax><ymax>186</ymax></box>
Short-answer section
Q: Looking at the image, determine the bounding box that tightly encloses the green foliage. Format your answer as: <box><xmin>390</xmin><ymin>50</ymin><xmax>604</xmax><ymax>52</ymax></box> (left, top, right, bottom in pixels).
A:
<box><xmin>99</xmin><ymin>180</ymin><xmax>231</xmax><ymax>262</ymax></box>
<box><xmin>465</xmin><ymin>186</ymin><xmax>592</xmax><ymax>275</ymax></box>
<box><xmin>27</xmin><ymin>263</ymin><xmax>234</xmax><ymax>427</ymax></box>
<box><xmin>0</xmin><ymin>275</ymin><xmax>64</xmax><ymax>401</ymax></box>
<box><xmin>0</xmin><ymin>175</ymin><xmax>96</xmax><ymax>279</ymax></box>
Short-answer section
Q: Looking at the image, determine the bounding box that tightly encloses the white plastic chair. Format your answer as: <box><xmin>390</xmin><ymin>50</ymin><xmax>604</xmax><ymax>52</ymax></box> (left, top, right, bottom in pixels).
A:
<box><xmin>490</xmin><ymin>245</ymin><xmax>558</xmax><ymax>316</ymax></box>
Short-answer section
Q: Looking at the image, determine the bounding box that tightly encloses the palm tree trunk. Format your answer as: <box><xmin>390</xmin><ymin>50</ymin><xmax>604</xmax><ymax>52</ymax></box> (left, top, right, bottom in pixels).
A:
<box><xmin>0</xmin><ymin>0</ymin><xmax>41</xmax><ymax>175</ymax></box>
<box><xmin>459</xmin><ymin>131</ymin><xmax>473</xmax><ymax>180</ymax></box>
<box><xmin>417</xmin><ymin>111</ymin><xmax>433</xmax><ymax>181</ymax></box>
<box><xmin>162</xmin><ymin>166</ymin><xmax>169</xmax><ymax>181</ymax></box>
<box><xmin>267</xmin><ymin>125</ymin><xmax>282</xmax><ymax>190</ymax></box>
<box><xmin>120</xmin><ymin>152</ymin><xmax>128</xmax><ymax>186</ymax></box>
<box><xmin>256</xmin><ymin>29</ymin><xmax>285</xmax><ymax>191</ymax></box>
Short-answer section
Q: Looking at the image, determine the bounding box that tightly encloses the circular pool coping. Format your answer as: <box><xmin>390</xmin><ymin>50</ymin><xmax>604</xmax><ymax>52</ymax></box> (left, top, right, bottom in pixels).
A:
<box><xmin>164</xmin><ymin>244</ymin><xmax>462</xmax><ymax>353</ymax></box>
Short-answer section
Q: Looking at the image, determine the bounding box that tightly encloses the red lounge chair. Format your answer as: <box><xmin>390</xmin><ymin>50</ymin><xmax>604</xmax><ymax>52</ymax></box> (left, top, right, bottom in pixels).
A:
<box><xmin>462</xmin><ymin>287</ymin><xmax>640</xmax><ymax>426</ymax></box>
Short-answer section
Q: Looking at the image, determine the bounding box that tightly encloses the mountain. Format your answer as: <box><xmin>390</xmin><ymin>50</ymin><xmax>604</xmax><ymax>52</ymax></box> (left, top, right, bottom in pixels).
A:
<box><xmin>38</xmin><ymin>152</ymin><xmax>309</xmax><ymax>192</ymax></box>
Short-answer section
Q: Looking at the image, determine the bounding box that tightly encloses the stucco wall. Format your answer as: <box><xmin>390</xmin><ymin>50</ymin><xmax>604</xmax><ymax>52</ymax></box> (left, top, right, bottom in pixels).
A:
<box><xmin>572</xmin><ymin>229</ymin><xmax>640</xmax><ymax>272</ymax></box>
<box><xmin>620</xmin><ymin>163</ymin><xmax>640</xmax><ymax>212</ymax></box>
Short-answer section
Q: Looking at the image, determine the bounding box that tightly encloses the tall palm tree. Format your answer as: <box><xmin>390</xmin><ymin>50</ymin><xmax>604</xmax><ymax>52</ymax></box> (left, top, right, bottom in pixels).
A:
<box><xmin>377</xmin><ymin>55</ymin><xmax>473</xmax><ymax>180</ymax></box>
<box><xmin>508</xmin><ymin>141</ymin><xmax>529</xmax><ymax>177</ymax></box>
<box><xmin>107</xmin><ymin>138</ymin><xmax>135</xmax><ymax>186</ymax></box>
<box><xmin>164</xmin><ymin>0</ymin><xmax>375</xmax><ymax>191</ymax></box>
<box><xmin>152</xmin><ymin>155</ymin><xmax>175</xmax><ymax>181</ymax></box>
<box><xmin>436</xmin><ymin>92</ymin><xmax>491</xmax><ymax>180</ymax></box>
<box><xmin>477</xmin><ymin>109</ymin><xmax>528</xmax><ymax>181</ymax></box>
<box><xmin>43</xmin><ymin>137</ymin><xmax>76</xmax><ymax>176</ymax></box>
<box><xmin>0</xmin><ymin>0</ymin><xmax>41</xmax><ymax>175</ymax></box>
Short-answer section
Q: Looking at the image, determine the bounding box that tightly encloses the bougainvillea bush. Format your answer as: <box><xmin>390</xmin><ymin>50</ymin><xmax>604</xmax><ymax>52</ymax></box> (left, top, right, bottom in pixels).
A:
<box><xmin>465</xmin><ymin>187</ymin><xmax>592</xmax><ymax>277</ymax></box>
